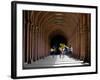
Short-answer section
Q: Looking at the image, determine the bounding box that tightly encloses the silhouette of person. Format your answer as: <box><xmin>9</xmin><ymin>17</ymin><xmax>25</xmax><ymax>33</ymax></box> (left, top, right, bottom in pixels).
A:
<box><xmin>68</xmin><ymin>45</ymin><xmax>73</xmax><ymax>57</ymax></box>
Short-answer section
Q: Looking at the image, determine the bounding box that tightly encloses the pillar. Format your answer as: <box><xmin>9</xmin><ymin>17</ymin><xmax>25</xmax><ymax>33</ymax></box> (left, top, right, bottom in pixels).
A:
<box><xmin>80</xmin><ymin>14</ymin><xmax>89</xmax><ymax>62</ymax></box>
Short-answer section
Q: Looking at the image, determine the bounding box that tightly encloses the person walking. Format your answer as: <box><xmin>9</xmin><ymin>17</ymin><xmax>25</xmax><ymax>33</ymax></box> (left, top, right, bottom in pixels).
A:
<box><xmin>68</xmin><ymin>45</ymin><xmax>73</xmax><ymax>57</ymax></box>
<box><xmin>59</xmin><ymin>43</ymin><xmax>65</xmax><ymax>58</ymax></box>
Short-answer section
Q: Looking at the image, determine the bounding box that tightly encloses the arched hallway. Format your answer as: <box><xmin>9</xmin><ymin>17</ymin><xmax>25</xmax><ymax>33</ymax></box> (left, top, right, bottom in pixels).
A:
<box><xmin>23</xmin><ymin>10</ymin><xmax>91</xmax><ymax>68</ymax></box>
<box><xmin>49</xmin><ymin>31</ymin><xmax>67</xmax><ymax>55</ymax></box>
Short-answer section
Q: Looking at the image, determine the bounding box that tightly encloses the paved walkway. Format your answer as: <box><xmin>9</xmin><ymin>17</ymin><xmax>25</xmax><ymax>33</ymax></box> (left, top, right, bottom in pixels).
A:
<box><xmin>24</xmin><ymin>55</ymin><xmax>89</xmax><ymax>68</ymax></box>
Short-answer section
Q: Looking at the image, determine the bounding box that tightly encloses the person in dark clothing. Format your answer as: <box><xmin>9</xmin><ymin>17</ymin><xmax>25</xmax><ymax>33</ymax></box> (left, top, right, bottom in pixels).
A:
<box><xmin>68</xmin><ymin>45</ymin><xmax>73</xmax><ymax>57</ymax></box>
<box><xmin>64</xmin><ymin>47</ymin><xmax>68</xmax><ymax>55</ymax></box>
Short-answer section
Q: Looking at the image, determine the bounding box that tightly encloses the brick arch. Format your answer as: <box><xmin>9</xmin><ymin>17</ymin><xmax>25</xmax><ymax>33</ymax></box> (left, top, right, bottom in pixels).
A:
<box><xmin>48</xmin><ymin>29</ymin><xmax>68</xmax><ymax>41</ymax></box>
<box><xmin>47</xmin><ymin>29</ymin><xmax>68</xmax><ymax>50</ymax></box>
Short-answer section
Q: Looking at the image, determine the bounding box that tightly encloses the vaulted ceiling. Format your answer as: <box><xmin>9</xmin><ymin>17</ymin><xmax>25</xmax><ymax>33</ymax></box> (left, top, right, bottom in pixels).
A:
<box><xmin>28</xmin><ymin>11</ymin><xmax>85</xmax><ymax>39</ymax></box>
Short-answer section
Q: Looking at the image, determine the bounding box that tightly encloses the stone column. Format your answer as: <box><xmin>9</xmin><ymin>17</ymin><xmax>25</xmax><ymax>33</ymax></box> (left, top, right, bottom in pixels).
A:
<box><xmin>80</xmin><ymin>14</ymin><xmax>88</xmax><ymax>61</ymax></box>
<box><xmin>39</xmin><ymin>25</ymin><xmax>42</xmax><ymax>59</ymax></box>
<box><xmin>76</xmin><ymin>16</ymin><xmax>81</xmax><ymax>59</ymax></box>
<box><xmin>36</xmin><ymin>26</ymin><xmax>39</xmax><ymax>60</ymax></box>
<box><xmin>76</xmin><ymin>23</ymin><xmax>80</xmax><ymax>59</ymax></box>
<box><xmin>25</xmin><ymin>11</ymin><xmax>29</xmax><ymax>64</ymax></box>
<box><xmin>84</xmin><ymin>14</ymin><xmax>91</xmax><ymax>63</ymax></box>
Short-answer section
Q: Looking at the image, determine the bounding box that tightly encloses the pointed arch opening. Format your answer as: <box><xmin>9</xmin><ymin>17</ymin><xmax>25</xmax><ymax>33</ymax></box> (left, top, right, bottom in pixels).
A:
<box><xmin>48</xmin><ymin>30</ymin><xmax>68</xmax><ymax>55</ymax></box>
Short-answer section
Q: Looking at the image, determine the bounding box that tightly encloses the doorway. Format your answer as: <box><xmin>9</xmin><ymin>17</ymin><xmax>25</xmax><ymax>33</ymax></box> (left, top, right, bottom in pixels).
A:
<box><xmin>49</xmin><ymin>34</ymin><xmax>67</xmax><ymax>55</ymax></box>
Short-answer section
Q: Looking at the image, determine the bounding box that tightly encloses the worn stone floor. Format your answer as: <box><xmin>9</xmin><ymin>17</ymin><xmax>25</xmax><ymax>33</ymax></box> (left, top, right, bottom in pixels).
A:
<box><xmin>24</xmin><ymin>55</ymin><xmax>89</xmax><ymax>69</ymax></box>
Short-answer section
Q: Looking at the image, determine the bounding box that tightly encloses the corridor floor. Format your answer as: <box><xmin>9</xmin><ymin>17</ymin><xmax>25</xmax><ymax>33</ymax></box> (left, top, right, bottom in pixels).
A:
<box><xmin>24</xmin><ymin>55</ymin><xmax>89</xmax><ymax>69</ymax></box>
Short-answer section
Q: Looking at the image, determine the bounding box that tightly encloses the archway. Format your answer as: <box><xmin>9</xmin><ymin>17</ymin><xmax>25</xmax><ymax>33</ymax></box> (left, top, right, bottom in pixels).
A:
<box><xmin>48</xmin><ymin>30</ymin><xmax>68</xmax><ymax>55</ymax></box>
